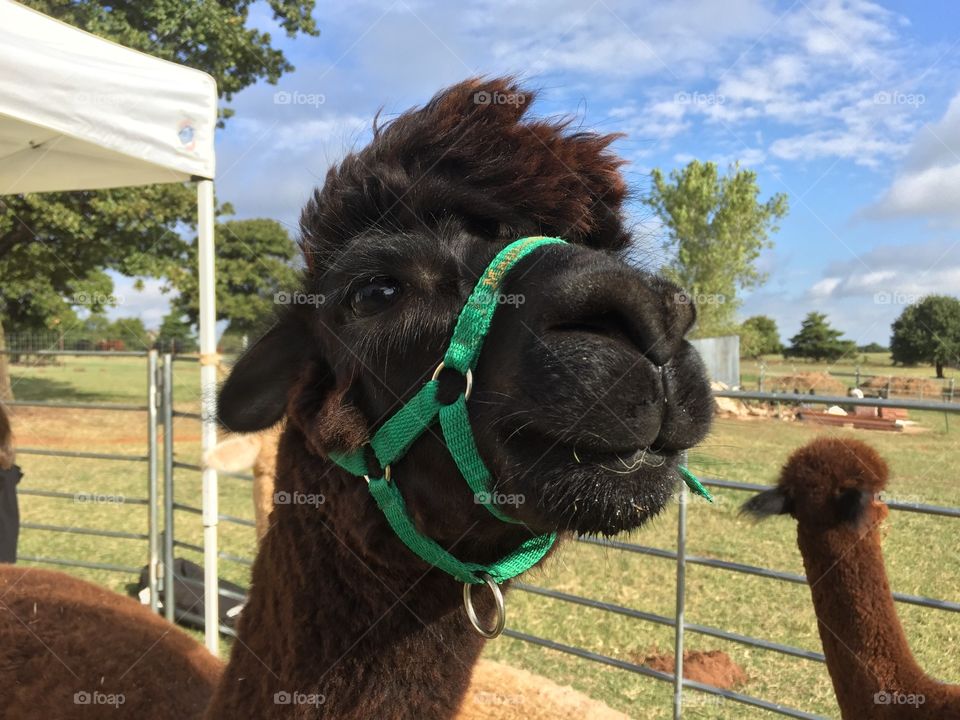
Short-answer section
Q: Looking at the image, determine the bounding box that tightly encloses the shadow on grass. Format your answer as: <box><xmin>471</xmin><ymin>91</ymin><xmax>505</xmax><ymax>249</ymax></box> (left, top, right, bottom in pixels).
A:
<box><xmin>7</xmin><ymin>374</ymin><xmax>111</xmax><ymax>403</ymax></box>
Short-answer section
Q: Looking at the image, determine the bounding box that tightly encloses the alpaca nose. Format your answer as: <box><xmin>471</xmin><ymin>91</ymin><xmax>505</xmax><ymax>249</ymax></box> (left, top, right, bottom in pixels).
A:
<box><xmin>540</xmin><ymin>265</ymin><xmax>696</xmax><ymax>367</ymax></box>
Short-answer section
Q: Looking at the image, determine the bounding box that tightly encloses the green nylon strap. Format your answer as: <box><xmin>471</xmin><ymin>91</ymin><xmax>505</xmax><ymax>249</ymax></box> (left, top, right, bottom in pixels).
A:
<box><xmin>443</xmin><ymin>236</ymin><xmax>566</xmax><ymax>373</ymax></box>
<box><xmin>367</xmin><ymin>476</ymin><xmax>557</xmax><ymax>584</ymax></box>
<box><xmin>679</xmin><ymin>465</ymin><xmax>713</xmax><ymax>502</ymax></box>
<box><xmin>439</xmin><ymin>396</ymin><xmax>519</xmax><ymax>524</ymax></box>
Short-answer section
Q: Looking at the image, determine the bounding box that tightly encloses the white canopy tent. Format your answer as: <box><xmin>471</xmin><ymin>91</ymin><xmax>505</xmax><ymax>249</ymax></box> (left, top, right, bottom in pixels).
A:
<box><xmin>0</xmin><ymin>0</ymin><xmax>221</xmax><ymax>653</ymax></box>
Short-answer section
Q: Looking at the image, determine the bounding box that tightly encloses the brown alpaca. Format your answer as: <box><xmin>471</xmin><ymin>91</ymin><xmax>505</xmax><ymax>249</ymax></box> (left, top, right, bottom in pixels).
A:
<box><xmin>1</xmin><ymin>77</ymin><xmax>713</xmax><ymax>719</ymax></box>
<box><xmin>0</xmin><ymin>565</ymin><xmax>221</xmax><ymax>717</ymax></box>
<box><xmin>743</xmin><ymin>437</ymin><xmax>960</xmax><ymax>720</ymax></box>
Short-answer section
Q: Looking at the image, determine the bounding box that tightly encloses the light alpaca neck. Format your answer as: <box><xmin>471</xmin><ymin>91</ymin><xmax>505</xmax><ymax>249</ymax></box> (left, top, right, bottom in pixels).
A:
<box><xmin>797</xmin><ymin>502</ymin><xmax>960</xmax><ymax>720</ymax></box>
<box><xmin>204</xmin><ymin>430</ymin><xmax>502</xmax><ymax>720</ymax></box>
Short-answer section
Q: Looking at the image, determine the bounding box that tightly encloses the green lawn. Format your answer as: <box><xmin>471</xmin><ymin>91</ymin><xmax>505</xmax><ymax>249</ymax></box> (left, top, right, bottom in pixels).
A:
<box><xmin>6</xmin><ymin>355</ymin><xmax>960</xmax><ymax>719</ymax></box>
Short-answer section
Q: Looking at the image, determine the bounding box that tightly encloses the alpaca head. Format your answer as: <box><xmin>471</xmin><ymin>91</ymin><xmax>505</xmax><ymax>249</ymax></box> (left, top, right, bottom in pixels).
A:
<box><xmin>742</xmin><ymin>437</ymin><xmax>889</xmax><ymax>528</ymax></box>
<box><xmin>218</xmin><ymin>77</ymin><xmax>713</xmax><ymax>540</ymax></box>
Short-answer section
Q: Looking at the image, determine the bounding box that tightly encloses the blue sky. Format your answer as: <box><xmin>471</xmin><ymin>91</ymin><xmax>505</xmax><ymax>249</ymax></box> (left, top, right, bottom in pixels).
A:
<box><xmin>114</xmin><ymin>0</ymin><xmax>960</xmax><ymax>346</ymax></box>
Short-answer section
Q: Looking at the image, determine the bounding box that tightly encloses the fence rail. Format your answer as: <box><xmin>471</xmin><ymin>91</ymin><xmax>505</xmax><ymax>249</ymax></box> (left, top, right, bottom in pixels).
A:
<box><xmin>10</xmin><ymin>349</ymin><xmax>162</xmax><ymax>608</ymax></box>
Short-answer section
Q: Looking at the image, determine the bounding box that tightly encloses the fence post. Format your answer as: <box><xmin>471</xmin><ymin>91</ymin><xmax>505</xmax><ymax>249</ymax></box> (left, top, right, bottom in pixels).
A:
<box><xmin>855</xmin><ymin>365</ymin><xmax>860</xmax><ymax>387</ymax></box>
<box><xmin>673</xmin><ymin>451</ymin><xmax>688</xmax><ymax>720</ymax></box>
<box><xmin>162</xmin><ymin>354</ymin><xmax>176</xmax><ymax>622</ymax></box>
<box><xmin>758</xmin><ymin>362</ymin><xmax>765</xmax><ymax>393</ymax></box>
<box><xmin>146</xmin><ymin>350</ymin><xmax>159</xmax><ymax>613</ymax></box>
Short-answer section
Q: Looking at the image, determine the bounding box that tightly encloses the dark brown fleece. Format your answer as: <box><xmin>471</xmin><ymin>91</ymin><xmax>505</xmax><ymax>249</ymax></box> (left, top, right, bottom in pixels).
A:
<box><xmin>0</xmin><ymin>565</ymin><xmax>222</xmax><ymax>719</ymax></box>
<box><xmin>780</xmin><ymin>438</ymin><xmax>960</xmax><ymax>720</ymax></box>
<box><xmin>204</xmin><ymin>425</ymin><xmax>514</xmax><ymax>720</ymax></box>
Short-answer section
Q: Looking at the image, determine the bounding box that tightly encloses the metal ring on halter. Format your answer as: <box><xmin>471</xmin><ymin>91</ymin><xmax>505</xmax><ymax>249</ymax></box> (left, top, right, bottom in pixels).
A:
<box><xmin>363</xmin><ymin>463</ymin><xmax>391</xmax><ymax>485</ymax></box>
<box><xmin>431</xmin><ymin>362</ymin><xmax>473</xmax><ymax>401</ymax></box>
<box><xmin>462</xmin><ymin>572</ymin><xmax>505</xmax><ymax>639</ymax></box>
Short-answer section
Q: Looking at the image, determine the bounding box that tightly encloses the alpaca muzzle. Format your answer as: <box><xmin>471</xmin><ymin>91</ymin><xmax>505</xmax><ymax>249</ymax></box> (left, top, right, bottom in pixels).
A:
<box><xmin>328</xmin><ymin>236</ymin><xmax>710</xmax><ymax>638</ymax></box>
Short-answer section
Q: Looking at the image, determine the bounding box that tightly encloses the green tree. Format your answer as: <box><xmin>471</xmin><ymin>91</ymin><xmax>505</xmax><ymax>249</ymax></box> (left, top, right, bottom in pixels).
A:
<box><xmin>643</xmin><ymin>161</ymin><xmax>788</xmax><ymax>336</ymax></box>
<box><xmin>785</xmin><ymin>312</ymin><xmax>857</xmax><ymax>362</ymax></box>
<box><xmin>739</xmin><ymin>315</ymin><xmax>783</xmax><ymax>358</ymax></box>
<box><xmin>169</xmin><ymin>218</ymin><xmax>299</xmax><ymax>336</ymax></box>
<box><xmin>0</xmin><ymin>1</ymin><xmax>318</xmax><ymax>399</ymax></box>
<box><xmin>156</xmin><ymin>312</ymin><xmax>198</xmax><ymax>354</ymax></box>
<box><xmin>890</xmin><ymin>295</ymin><xmax>960</xmax><ymax>378</ymax></box>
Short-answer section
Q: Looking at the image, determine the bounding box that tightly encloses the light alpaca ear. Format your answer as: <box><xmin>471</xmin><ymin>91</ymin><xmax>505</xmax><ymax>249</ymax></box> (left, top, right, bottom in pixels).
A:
<box><xmin>740</xmin><ymin>487</ymin><xmax>793</xmax><ymax>519</ymax></box>
<box><xmin>218</xmin><ymin>315</ymin><xmax>313</xmax><ymax>433</ymax></box>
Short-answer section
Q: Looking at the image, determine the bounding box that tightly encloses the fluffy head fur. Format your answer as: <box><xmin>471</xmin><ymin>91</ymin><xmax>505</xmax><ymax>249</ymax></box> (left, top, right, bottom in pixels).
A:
<box><xmin>299</xmin><ymin>76</ymin><xmax>629</xmax><ymax>274</ymax></box>
<box><xmin>742</xmin><ymin>437</ymin><xmax>888</xmax><ymax>528</ymax></box>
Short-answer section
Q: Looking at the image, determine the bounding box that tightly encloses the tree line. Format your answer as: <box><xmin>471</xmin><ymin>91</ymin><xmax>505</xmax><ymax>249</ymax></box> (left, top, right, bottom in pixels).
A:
<box><xmin>738</xmin><ymin>297</ymin><xmax>960</xmax><ymax>378</ymax></box>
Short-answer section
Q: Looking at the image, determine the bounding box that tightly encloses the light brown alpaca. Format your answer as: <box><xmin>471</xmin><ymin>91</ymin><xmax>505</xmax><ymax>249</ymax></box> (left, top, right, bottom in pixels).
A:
<box><xmin>0</xmin><ymin>401</ymin><xmax>13</xmax><ymax>470</ymax></box>
<box><xmin>744</xmin><ymin>437</ymin><xmax>960</xmax><ymax>720</ymax></box>
<box><xmin>204</xmin><ymin>425</ymin><xmax>282</xmax><ymax>541</ymax></box>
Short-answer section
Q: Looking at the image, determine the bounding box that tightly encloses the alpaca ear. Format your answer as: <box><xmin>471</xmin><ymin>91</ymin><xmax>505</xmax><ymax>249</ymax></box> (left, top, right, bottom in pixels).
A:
<box><xmin>740</xmin><ymin>487</ymin><xmax>792</xmax><ymax>519</ymax></box>
<box><xmin>218</xmin><ymin>314</ymin><xmax>313</xmax><ymax>433</ymax></box>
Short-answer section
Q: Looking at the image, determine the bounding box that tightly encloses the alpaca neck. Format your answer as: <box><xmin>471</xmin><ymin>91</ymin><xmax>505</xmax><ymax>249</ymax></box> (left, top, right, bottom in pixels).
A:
<box><xmin>204</xmin><ymin>434</ymin><xmax>519</xmax><ymax>720</ymax></box>
<box><xmin>797</xmin><ymin>504</ymin><xmax>960</xmax><ymax>719</ymax></box>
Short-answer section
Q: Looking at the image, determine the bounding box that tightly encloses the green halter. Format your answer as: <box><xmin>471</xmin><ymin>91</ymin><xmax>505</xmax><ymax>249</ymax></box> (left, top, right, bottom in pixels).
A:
<box><xmin>329</xmin><ymin>236</ymin><xmax>712</xmax><ymax>593</ymax></box>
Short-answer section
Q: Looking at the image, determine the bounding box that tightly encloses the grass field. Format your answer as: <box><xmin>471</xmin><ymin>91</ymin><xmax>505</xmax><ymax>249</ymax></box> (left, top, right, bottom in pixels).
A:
<box><xmin>5</xmin><ymin>354</ymin><xmax>959</xmax><ymax>719</ymax></box>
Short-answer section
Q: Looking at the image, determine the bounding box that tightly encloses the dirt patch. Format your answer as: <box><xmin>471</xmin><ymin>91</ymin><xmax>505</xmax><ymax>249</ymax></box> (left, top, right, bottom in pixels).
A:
<box><xmin>636</xmin><ymin>649</ymin><xmax>748</xmax><ymax>690</ymax></box>
<box><xmin>861</xmin><ymin>375</ymin><xmax>943</xmax><ymax>398</ymax></box>
<box><xmin>458</xmin><ymin>660</ymin><xmax>628</xmax><ymax>720</ymax></box>
<box><xmin>768</xmin><ymin>372</ymin><xmax>846</xmax><ymax>396</ymax></box>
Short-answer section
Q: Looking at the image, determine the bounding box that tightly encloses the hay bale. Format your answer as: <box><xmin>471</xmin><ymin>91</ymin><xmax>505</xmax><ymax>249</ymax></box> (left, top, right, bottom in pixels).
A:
<box><xmin>861</xmin><ymin>375</ymin><xmax>942</xmax><ymax>398</ymax></box>
<box><xmin>769</xmin><ymin>372</ymin><xmax>846</xmax><ymax>396</ymax></box>
<box><xmin>458</xmin><ymin>660</ymin><xmax>628</xmax><ymax>720</ymax></box>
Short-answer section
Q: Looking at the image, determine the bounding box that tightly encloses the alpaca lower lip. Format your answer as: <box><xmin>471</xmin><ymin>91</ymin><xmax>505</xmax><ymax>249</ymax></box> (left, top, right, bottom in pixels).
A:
<box><xmin>572</xmin><ymin>445</ymin><xmax>672</xmax><ymax>472</ymax></box>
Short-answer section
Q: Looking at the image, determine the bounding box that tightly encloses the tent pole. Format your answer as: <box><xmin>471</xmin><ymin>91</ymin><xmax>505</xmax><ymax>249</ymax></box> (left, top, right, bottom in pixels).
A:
<box><xmin>197</xmin><ymin>178</ymin><xmax>219</xmax><ymax>655</ymax></box>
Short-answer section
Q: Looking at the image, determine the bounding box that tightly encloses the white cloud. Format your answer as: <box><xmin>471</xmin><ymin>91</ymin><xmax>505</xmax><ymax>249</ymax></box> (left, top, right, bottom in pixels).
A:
<box><xmin>867</xmin><ymin>93</ymin><xmax>960</xmax><ymax>221</ymax></box>
<box><xmin>770</xmin><ymin>129</ymin><xmax>905</xmax><ymax>167</ymax></box>
<box><xmin>810</xmin><ymin>276</ymin><xmax>842</xmax><ymax>297</ymax></box>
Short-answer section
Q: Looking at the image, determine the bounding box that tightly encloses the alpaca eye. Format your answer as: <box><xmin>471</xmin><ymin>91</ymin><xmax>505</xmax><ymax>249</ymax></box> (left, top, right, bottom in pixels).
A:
<box><xmin>351</xmin><ymin>276</ymin><xmax>402</xmax><ymax>316</ymax></box>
